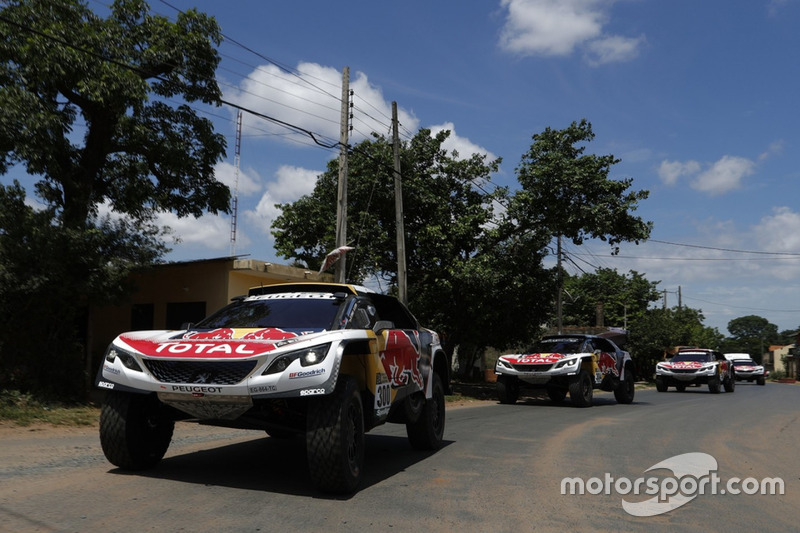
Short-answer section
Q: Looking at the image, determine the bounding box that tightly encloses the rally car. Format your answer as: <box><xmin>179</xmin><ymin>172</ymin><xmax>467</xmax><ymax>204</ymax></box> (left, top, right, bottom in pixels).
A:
<box><xmin>726</xmin><ymin>354</ymin><xmax>768</xmax><ymax>385</ymax></box>
<box><xmin>655</xmin><ymin>348</ymin><xmax>734</xmax><ymax>393</ymax></box>
<box><xmin>493</xmin><ymin>333</ymin><xmax>636</xmax><ymax>407</ymax></box>
<box><xmin>96</xmin><ymin>282</ymin><xmax>449</xmax><ymax>494</ymax></box>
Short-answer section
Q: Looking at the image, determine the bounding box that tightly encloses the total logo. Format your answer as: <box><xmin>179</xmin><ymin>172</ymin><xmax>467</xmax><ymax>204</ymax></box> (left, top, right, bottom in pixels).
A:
<box><xmin>288</xmin><ymin>368</ymin><xmax>326</xmax><ymax>379</ymax></box>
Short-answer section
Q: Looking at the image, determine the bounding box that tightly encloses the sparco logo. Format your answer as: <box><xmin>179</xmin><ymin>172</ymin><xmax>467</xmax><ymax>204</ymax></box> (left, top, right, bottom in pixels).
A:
<box><xmin>172</xmin><ymin>385</ymin><xmax>222</xmax><ymax>393</ymax></box>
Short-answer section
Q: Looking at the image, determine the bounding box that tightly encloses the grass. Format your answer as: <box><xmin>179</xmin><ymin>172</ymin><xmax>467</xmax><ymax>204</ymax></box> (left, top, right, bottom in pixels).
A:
<box><xmin>0</xmin><ymin>390</ymin><xmax>99</xmax><ymax>427</ymax></box>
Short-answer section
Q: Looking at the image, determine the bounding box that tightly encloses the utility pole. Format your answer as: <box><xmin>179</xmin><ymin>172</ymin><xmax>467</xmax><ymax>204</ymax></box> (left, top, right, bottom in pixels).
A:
<box><xmin>392</xmin><ymin>102</ymin><xmax>407</xmax><ymax>304</ymax></box>
<box><xmin>557</xmin><ymin>235</ymin><xmax>563</xmax><ymax>334</ymax></box>
<box><xmin>334</xmin><ymin>67</ymin><xmax>350</xmax><ymax>283</ymax></box>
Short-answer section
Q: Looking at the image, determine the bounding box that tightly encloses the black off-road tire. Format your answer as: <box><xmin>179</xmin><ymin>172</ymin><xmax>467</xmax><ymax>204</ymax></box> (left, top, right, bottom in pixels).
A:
<box><xmin>306</xmin><ymin>376</ymin><xmax>364</xmax><ymax>494</ymax></box>
<box><xmin>708</xmin><ymin>374</ymin><xmax>721</xmax><ymax>394</ymax></box>
<box><xmin>406</xmin><ymin>373</ymin><xmax>446</xmax><ymax>450</ymax></box>
<box><xmin>569</xmin><ymin>370</ymin><xmax>593</xmax><ymax>407</ymax></box>
<box><xmin>655</xmin><ymin>376</ymin><xmax>668</xmax><ymax>392</ymax></box>
<box><xmin>546</xmin><ymin>385</ymin><xmax>567</xmax><ymax>403</ymax></box>
<box><xmin>613</xmin><ymin>368</ymin><xmax>635</xmax><ymax>404</ymax></box>
<box><xmin>497</xmin><ymin>375</ymin><xmax>520</xmax><ymax>404</ymax></box>
<box><xmin>757</xmin><ymin>376</ymin><xmax>766</xmax><ymax>386</ymax></box>
<box><xmin>99</xmin><ymin>391</ymin><xmax>175</xmax><ymax>470</ymax></box>
<box><xmin>723</xmin><ymin>372</ymin><xmax>735</xmax><ymax>393</ymax></box>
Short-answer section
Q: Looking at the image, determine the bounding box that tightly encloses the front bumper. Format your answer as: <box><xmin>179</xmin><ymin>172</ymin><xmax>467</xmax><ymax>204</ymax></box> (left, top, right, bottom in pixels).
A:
<box><xmin>656</xmin><ymin>366</ymin><xmax>718</xmax><ymax>384</ymax></box>
<box><xmin>95</xmin><ymin>337</ymin><xmax>352</xmax><ymax>419</ymax></box>
<box><xmin>495</xmin><ymin>356</ymin><xmax>584</xmax><ymax>385</ymax></box>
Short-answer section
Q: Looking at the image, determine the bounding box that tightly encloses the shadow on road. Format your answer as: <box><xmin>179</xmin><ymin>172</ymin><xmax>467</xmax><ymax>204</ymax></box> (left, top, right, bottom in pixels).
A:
<box><xmin>108</xmin><ymin>432</ymin><xmax>452</xmax><ymax>499</ymax></box>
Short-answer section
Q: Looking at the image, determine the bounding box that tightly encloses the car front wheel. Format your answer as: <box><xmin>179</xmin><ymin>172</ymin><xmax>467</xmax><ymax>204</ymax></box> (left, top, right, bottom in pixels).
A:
<box><xmin>306</xmin><ymin>376</ymin><xmax>364</xmax><ymax>494</ymax></box>
<box><xmin>497</xmin><ymin>375</ymin><xmax>520</xmax><ymax>404</ymax></box>
<box><xmin>99</xmin><ymin>391</ymin><xmax>175</xmax><ymax>470</ymax></box>
<box><xmin>569</xmin><ymin>370</ymin><xmax>593</xmax><ymax>407</ymax></box>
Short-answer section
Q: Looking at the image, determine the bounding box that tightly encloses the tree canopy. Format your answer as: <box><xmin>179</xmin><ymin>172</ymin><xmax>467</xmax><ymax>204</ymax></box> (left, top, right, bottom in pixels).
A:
<box><xmin>0</xmin><ymin>0</ymin><xmax>230</xmax><ymax>398</ymax></box>
<box><xmin>562</xmin><ymin>268</ymin><xmax>660</xmax><ymax>328</ymax></box>
<box><xmin>0</xmin><ymin>0</ymin><xmax>230</xmax><ymax>229</ymax></box>
<box><xmin>510</xmin><ymin>119</ymin><xmax>651</xmax><ymax>252</ymax></box>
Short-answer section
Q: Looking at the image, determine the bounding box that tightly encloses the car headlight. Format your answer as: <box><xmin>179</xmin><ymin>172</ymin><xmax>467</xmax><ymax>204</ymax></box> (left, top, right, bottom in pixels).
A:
<box><xmin>263</xmin><ymin>343</ymin><xmax>331</xmax><ymax>375</ymax></box>
<box><xmin>555</xmin><ymin>358</ymin><xmax>578</xmax><ymax>369</ymax></box>
<box><xmin>104</xmin><ymin>345</ymin><xmax>144</xmax><ymax>372</ymax></box>
<box><xmin>497</xmin><ymin>359</ymin><xmax>512</xmax><ymax>369</ymax></box>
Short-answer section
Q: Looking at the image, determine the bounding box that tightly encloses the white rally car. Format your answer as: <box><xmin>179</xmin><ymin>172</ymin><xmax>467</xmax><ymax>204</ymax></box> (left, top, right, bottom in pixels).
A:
<box><xmin>494</xmin><ymin>333</ymin><xmax>636</xmax><ymax>407</ymax></box>
<box><xmin>725</xmin><ymin>353</ymin><xmax>768</xmax><ymax>386</ymax></box>
<box><xmin>96</xmin><ymin>282</ymin><xmax>449</xmax><ymax>494</ymax></box>
<box><xmin>656</xmin><ymin>348</ymin><xmax>735</xmax><ymax>393</ymax></box>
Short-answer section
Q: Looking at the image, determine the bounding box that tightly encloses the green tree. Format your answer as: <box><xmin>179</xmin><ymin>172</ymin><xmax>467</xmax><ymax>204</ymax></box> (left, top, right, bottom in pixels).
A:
<box><xmin>273</xmin><ymin>129</ymin><xmax>556</xmax><ymax>356</ymax></box>
<box><xmin>509</xmin><ymin>119</ymin><xmax>652</xmax><ymax>252</ymax></box>
<box><xmin>726</xmin><ymin>315</ymin><xmax>781</xmax><ymax>363</ymax></box>
<box><xmin>627</xmin><ymin>306</ymin><xmax>723</xmax><ymax>380</ymax></box>
<box><xmin>562</xmin><ymin>268</ymin><xmax>660</xmax><ymax>327</ymax></box>
<box><xmin>0</xmin><ymin>0</ymin><xmax>229</xmax><ymax>399</ymax></box>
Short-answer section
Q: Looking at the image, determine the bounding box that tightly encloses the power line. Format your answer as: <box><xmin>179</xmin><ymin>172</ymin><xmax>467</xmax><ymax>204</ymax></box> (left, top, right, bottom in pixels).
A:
<box><xmin>649</xmin><ymin>239</ymin><xmax>800</xmax><ymax>256</ymax></box>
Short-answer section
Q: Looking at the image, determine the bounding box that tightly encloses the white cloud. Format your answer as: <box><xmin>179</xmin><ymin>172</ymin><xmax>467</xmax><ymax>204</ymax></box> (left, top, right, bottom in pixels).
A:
<box><xmin>752</xmin><ymin>207</ymin><xmax>800</xmax><ymax>254</ymax></box>
<box><xmin>227</xmin><ymin>62</ymin><xmax>419</xmax><ymax>145</ymax></box>
<box><xmin>213</xmin><ymin>161</ymin><xmax>262</xmax><ymax>196</ymax></box>
<box><xmin>429</xmin><ymin>122</ymin><xmax>498</xmax><ymax>162</ymax></box>
<box><xmin>691</xmin><ymin>155</ymin><xmax>755</xmax><ymax>195</ymax></box>
<box><xmin>759</xmin><ymin>140</ymin><xmax>785</xmax><ymax>161</ymax></box>
<box><xmin>155</xmin><ymin>210</ymin><xmax>242</xmax><ymax>251</ymax></box>
<box><xmin>585</xmin><ymin>34</ymin><xmax>646</xmax><ymax>65</ymax></box>
<box><xmin>498</xmin><ymin>0</ymin><xmax>643</xmax><ymax>64</ymax></box>
<box><xmin>657</xmin><ymin>159</ymin><xmax>700</xmax><ymax>185</ymax></box>
<box><xmin>245</xmin><ymin>165</ymin><xmax>321</xmax><ymax>236</ymax></box>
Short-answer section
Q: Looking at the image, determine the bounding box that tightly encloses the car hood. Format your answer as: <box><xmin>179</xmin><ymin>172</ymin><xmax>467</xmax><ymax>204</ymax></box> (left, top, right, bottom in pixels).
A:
<box><xmin>500</xmin><ymin>352</ymin><xmax>574</xmax><ymax>364</ymax></box>
<box><xmin>114</xmin><ymin>327</ymin><xmax>330</xmax><ymax>359</ymax></box>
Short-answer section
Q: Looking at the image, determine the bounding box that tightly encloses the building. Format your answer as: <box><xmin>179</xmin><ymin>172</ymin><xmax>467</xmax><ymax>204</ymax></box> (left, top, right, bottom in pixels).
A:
<box><xmin>88</xmin><ymin>257</ymin><xmax>333</xmax><ymax>367</ymax></box>
<box><xmin>764</xmin><ymin>344</ymin><xmax>797</xmax><ymax>379</ymax></box>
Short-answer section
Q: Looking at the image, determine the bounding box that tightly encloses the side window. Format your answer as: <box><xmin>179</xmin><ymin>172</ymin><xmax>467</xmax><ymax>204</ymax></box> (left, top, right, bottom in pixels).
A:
<box><xmin>347</xmin><ymin>301</ymin><xmax>377</xmax><ymax>330</ymax></box>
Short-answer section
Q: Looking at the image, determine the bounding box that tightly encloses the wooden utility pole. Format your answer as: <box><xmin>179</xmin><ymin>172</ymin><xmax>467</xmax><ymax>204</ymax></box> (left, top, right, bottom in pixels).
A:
<box><xmin>392</xmin><ymin>102</ymin><xmax>407</xmax><ymax>304</ymax></box>
<box><xmin>334</xmin><ymin>67</ymin><xmax>350</xmax><ymax>283</ymax></box>
<box><xmin>557</xmin><ymin>235</ymin><xmax>563</xmax><ymax>333</ymax></box>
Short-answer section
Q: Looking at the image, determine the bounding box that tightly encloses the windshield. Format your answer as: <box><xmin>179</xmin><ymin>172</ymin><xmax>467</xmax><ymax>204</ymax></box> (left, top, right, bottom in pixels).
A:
<box><xmin>732</xmin><ymin>360</ymin><xmax>757</xmax><ymax>366</ymax></box>
<box><xmin>672</xmin><ymin>352</ymin><xmax>713</xmax><ymax>363</ymax></box>
<box><xmin>195</xmin><ymin>297</ymin><xmax>343</xmax><ymax>332</ymax></box>
<box><xmin>528</xmin><ymin>338</ymin><xmax>585</xmax><ymax>354</ymax></box>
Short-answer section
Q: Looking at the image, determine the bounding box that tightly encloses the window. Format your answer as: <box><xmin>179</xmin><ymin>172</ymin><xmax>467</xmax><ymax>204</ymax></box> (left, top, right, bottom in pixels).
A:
<box><xmin>166</xmin><ymin>301</ymin><xmax>207</xmax><ymax>330</ymax></box>
<box><xmin>131</xmin><ymin>304</ymin><xmax>154</xmax><ymax>331</ymax></box>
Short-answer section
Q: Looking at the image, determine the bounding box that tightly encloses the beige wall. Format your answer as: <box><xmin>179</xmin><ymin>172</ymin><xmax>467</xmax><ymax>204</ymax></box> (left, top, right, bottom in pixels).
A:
<box><xmin>88</xmin><ymin>258</ymin><xmax>333</xmax><ymax>366</ymax></box>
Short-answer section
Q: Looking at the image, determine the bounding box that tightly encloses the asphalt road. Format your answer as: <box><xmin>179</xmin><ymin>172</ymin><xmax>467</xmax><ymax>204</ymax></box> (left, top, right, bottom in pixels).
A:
<box><xmin>1</xmin><ymin>383</ymin><xmax>798</xmax><ymax>532</ymax></box>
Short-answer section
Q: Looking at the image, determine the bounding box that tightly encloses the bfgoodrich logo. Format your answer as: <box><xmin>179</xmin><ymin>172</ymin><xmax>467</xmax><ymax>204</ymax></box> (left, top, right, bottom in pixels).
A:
<box><xmin>560</xmin><ymin>452</ymin><xmax>784</xmax><ymax>517</ymax></box>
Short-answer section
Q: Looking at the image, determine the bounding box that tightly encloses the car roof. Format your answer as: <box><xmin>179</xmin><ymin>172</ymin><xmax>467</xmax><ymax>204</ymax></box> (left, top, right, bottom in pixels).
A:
<box><xmin>247</xmin><ymin>282</ymin><xmax>374</xmax><ymax>297</ymax></box>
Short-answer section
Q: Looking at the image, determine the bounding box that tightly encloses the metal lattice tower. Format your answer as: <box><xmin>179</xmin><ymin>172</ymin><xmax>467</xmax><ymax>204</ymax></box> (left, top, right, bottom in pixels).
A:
<box><xmin>230</xmin><ymin>110</ymin><xmax>242</xmax><ymax>256</ymax></box>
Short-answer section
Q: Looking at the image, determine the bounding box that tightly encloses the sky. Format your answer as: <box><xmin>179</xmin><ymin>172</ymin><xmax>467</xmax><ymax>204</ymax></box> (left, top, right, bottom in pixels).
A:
<box><xmin>6</xmin><ymin>0</ymin><xmax>800</xmax><ymax>336</ymax></box>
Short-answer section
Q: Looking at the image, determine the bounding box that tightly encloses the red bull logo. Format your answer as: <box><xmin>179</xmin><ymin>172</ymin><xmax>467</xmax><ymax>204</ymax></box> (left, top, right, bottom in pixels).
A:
<box><xmin>183</xmin><ymin>328</ymin><xmax>235</xmax><ymax>340</ymax></box>
<box><xmin>380</xmin><ymin>330</ymin><xmax>424</xmax><ymax>389</ymax></box>
<box><xmin>597</xmin><ymin>351</ymin><xmax>619</xmax><ymax>376</ymax></box>
<box><xmin>242</xmin><ymin>328</ymin><xmax>297</xmax><ymax>340</ymax></box>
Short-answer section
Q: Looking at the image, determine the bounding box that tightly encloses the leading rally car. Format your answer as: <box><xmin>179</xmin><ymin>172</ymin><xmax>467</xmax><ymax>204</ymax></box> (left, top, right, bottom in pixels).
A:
<box><xmin>96</xmin><ymin>282</ymin><xmax>449</xmax><ymax>494</ymax></box>
<box><xmin>655</xmin><ymin>348</ymin><xmax>735</xmax><ymax>393</ymax></box>
<box><xmin>493</xmin><ymin>333</ymin><xmax>636</xmax><ymax>407</ymax></box>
